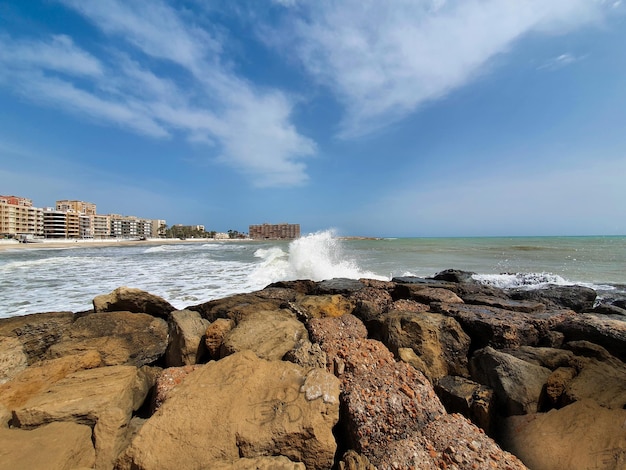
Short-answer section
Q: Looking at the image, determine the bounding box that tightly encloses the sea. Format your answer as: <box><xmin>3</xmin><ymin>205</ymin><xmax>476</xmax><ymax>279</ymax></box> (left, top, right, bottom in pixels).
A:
<box><xmin>1</xmin><ymin>231</ymin><xmax>625</xmax><ymax>319</ymax></box>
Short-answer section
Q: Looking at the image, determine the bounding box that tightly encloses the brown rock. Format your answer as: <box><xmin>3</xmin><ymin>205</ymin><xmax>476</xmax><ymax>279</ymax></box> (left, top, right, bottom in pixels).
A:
<box><xmin>338</xmin><ymin>450</ymin><xmax>377</xmax><ymax>470</ymax></box>
<box><xmin>221</xmin><ymin>309</ymin><xmax>308</xmax><ymax>361</ymax></box>
<box><xmin>501</xmin><ymin>345</ymin><xmax>575</xmax><ymax>370</ymax></box>
<box><xmin>0</xmin><ymin>350</ymin><xmax>102</xmax><ymax>409</ymax></box>
<box><xmin>463</xmin><ymin>294</ymin><xmax>546</xmax><ymax>313</ymax></box>
<box><xmin>434</xmin><ymin>375</ymin><xmax>495</xmax><ymax>434</ymax></box>
<box><xmin>283</xmin><ymin>338</ymin><xmax>327</xmax><ymax>369</ymax></box>
<box><xmin>555</xmin><ymin>313</ymin><xmax>626</xmax><ymax>362</ymax></box>
<box><xmin>543</xmin><ymin>367</ymin><xmax>577</xmax><ymax>409</ymax></box>
<box><xmin>165</xmin><ymin>309</ymin><xmax>209</xmax><ymax>367</ymax></box>
<box><xmin>116</xmin><ymin>351</ymin><xmax>340</xmax><ymax>470</ymax></box>
<box><xmin>0</xmin><ymin>421</ymin><xmax>95</xmax><ymax>470</ymax></box>
<box><xmin>204</xmin><ymin>317</ymin><xmax>235</xmax><ymax>358</ymax></box>
<box><xmin>502</xmin><ymin>400</ymin><xmax>626</xmax><ymax>470</ymax></box>
<box><xmin>378</xmin><ymin>310</ymin><xmax>471</xmax><ymax>380</ymax></box>
<box><xmin>295</xmin><ymin>294</ymin><xmax>356</xmax><ymax>318</ymax></box>
<box><xmin>187</xmin><ymin>292</ymin><xmax>284</xmax><ymax>322</ymax></box>
<box><xmin>0</xmin><ymin>336</ymin><xmax>28</xmax><ymax>384</ymax></box>
<box><xmin>13</xmin><ymin>365</ymin><xmax>155</xmax><ymax>469</ymax></box>
<box><xmin>152</xmin><ymin>364</ymin><xmax>202</xmax><ymax>411</ymax></box>
<box><xmin>0</xmin><ymin>311</ymin><xmax>74</xmax><ymax>363</ymax></box>
<box><xmin>563</xmin><ymin>356</ymin><xmax>626</xmax><ymax>409</ymax></box>
<box><xmin>433</xmin><ymin>302</ymin><xmax>576</xmax><ymax>349</ymax></box>
<box><xmin>389</xmin><ymin>299</ymin><xmax>430</xmax><ymax>313</ymax></box>
<box><xmin>350</xmin><ymin>287</ymin><xmax>393</xmax><ymax>320</ymax></box>
<box><xmin>47</xmin><ymin>311</ymin><xmax>168</xmax><ymax>367</ymax></box>
<box><xmin>211</xmin><ymin>456</ymin><xmax>306</xmax><ymax>469</ymax></box>
<box><xmin>470</xmin><ymin>346</ymin><xmax>552</xmax><ymax>416</ymax></box>
<box><xmin>409</xmin><ymin>287</ymin><xmax>464</xmax><ymax>304</ymax></box>
<box><xmin>308</xmin><ymin>314</ymin><xmax>369</xmax><ymax>345</ymax></box>
<box><xmin>93</xmin><ymin>286</ymin><xmax>175</xmax><ymax>318</ymax></box>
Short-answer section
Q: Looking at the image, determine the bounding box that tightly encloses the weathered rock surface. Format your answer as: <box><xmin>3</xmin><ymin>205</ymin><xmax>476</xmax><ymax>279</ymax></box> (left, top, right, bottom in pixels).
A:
<box><xmin>555</xmin><ymin>313</ymin><xmax>626</xmax><ymax>362</ymax></box>
<box><xmin>316</xmin><ymin>278</ymin><xmax>365</xmax><ymax>294</ymax></box>
<box><xmin>463</xmin><ymin>294</ymin><xmax>546</xmax><ymax>313</ymax></box>
<box><xmin>502</xmin><ymin>400</ymin><xmax>626</xmax><ymax>470</ymax></box>
<box><xmin>432</xmin><ymin>302</ymin><xmax>575</xmax><ymax>350</ymax></box>
<box><xmin>93</xmin><ymin>286</ymin><xmax>175</xmax><ymax>318</ymax></box>
<box><xmin>211</xmin><ymin>456</ymin><xmax>306</xmax><ymax>469</ymax></box>
<box><xmin>0</xmin><ymin>335</ymin><xmax>28</xmax><ymax>384</ymax></box>
<box><xmin>509</xmin><ymin>285</ymin><xmax>597</xmax><ymax>312</ymax></box>
<box><xmin>0</xmin><ymin>421</ymin><xmax>95</xmax><ymax>470</ymax></box>
<box><xmin>152</xmin><ymin>364</ymin><xmax>201</xmax><ymax>411</ymax></box>
<box><xmin>165</xmin><ymin>309</ymin><xmax>208</xmax><ymax>366</ymax></box>
<box><xmin>0</xmin><ymin>311</ymin><xmax>74</xmax><ymax>363</ymax></box>
<box><xmin>221</xmin><ymin>309</ymin><xmax>308</xmax><ymax>360</ymax></box>
<box><xmin>13</xmin><ymin>364</ymin><xmax>155</xmax><ymax>469</ymax></box>
<box><xmin>376</xmin><ymin>310</ymin><xmax>471</xmax><ymax>380</ymax></box>
<box><xmin>47</xmin><ymin>311</ymin><xmax>168</xmax><ymax>367</ymax></box>
<box><xmin>470</xmin><ymin>346</ymin><xmax>552</xmax><ymax>416</ymax></box>
<box><xmin>0</xmin><ymin>350</ymin><xmax>102</xmax><ymax>409</ymax></box>
<box><xmin>295</xmin><ymin>294</ymin><xmax>355</xmax><ymax>318</ymax></box>
<box><xmin>116</xmin><ymin>351</ymin><xmax>340</xmax><ymax>470</ymax></box>
<box><xmin>434</xmin><ymin>375</ymin><xmax>494</xmax><ymax>433</ymax></box>
<box><xmin>204</xmin><ymin>317</ymin><xmax>235</xmax><ymax>358</ymax></box>
<box><xmin>188</xmin><ymin>292</ymin><xmax>284</xmax><ymax>322</ymax></box>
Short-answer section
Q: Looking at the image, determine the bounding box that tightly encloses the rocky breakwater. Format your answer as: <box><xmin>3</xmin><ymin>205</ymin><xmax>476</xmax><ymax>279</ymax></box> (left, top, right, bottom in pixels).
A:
<box><xmin>0</xmin><ymin>275</ymin><xmax>624</xmax><ymax>469</ymax></box>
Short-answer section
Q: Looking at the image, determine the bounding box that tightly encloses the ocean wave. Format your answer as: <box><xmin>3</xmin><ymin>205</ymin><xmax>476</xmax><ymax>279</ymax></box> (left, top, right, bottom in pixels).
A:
<box><xmin>472</xmin><ymin>272</ymin><xmax>571</xmax><ymax>289</ymax></box>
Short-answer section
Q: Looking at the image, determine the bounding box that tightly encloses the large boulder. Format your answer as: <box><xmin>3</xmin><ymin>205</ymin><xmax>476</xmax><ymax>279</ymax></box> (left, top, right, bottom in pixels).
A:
<box><xmin>204</xmin><ymin>318</ymin><xmax>235</xmax><ymax>359</ymax></box>
<box><xmin>220</xmin><ymin>309</ymin><xmax>308</xmax><ymax>361</ymax></box>
<box><xmin>116</xmin><ymin>351</ymin><xmax>340</xmax><ymax>470</ymax></box>
<box><xmin>0</xmin><ymin>350</ymin><xmax>102</xmax><ymax>409</ymax></box>
<box><xmin>187</xmin><ymin>292</ymin><xmax>285</xmax><ymax>322</ymax></box>
<box><xmin>502</xmin><ymin>400</ymin><xmax>626</xmax><ymax>470</ymax></box>
<box><xmin>47</xmin><ymin>311</ymin><xmax>168</xmax><ymax>367</ymax></box>
<box><xmin>0</xmin><ymin>311</ymin><xmax>74</xmax><ymax>363</ymax></box>
<box><xmin>12</xmin><ymin>365</ymin><xmax>155</xmax><ymax>469</ymax></box>
<box><xmin>554</xmin><ymin>313</ymin><xmax>626</xmax><ymax>362</ymax></box>
<box><xmin>509</xmin><ymin>285</ymin><xmax>597</xmax><ymax>312</ymax></box>
<box><xmin>0</xmin><ymin>421</ymin><xmax>95</xmax><ymax>470</ymax></box>
<box><xmin>377</xmin><ymin>310</ymin><xmax>471</xmax><ymax>381</ymax></box>
<box><xmin>316</xmin><ymin>278</ymin><xmax>365</xmax><ymax>294</ymax></box>
<box><xmin>165</xmin><ymin>309</ymin><xmax>209</xmax><ymax>367</ymax></box>
<box><xmin>462</xmin><ymin>294</ymin><xmax>546</xmax><ymax>313</ymax></box>
<box><xmin>470</xmin><ymin>347</ymin><xmax>552</xmax><ymax>416</ymax></box>
<box><xmin>434</xmin><ymin>375</ymin><xmax>495</xmax><ymax>434</ymax></box>
<box><xmin>294</xmin><ymin>294</ymin><xmax>355</xmax><ymax>319</ymax></box>
<box><xmin>432</xmin><ymin>302</ymin><xmax>575</xmax><ymax>350</ymax></box>
<box><xmin>93</xmin><ymin>287</ymin><xmax>175</xmax><ymax>318</ymax></box>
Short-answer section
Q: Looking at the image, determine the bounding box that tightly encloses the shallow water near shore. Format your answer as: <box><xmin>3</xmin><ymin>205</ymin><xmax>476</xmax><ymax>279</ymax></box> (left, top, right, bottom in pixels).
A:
<box><xmin>1</xmin><ymin>231</ymin><xmax>625</xmax><ymax>318</ymax></box>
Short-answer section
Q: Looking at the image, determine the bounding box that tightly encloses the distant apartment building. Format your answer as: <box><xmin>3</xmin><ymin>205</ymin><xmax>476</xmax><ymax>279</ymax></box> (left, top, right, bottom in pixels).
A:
<box><xmin>43</xmin><ymin>208</ymin><xmax>68</xmax><ymax>238</ymax></box>
<box><xmin>249</xmin><ymin>223</ymin><xmax>300</xmax><ymax>240</ymax></box>
<box><xmin>0</xmin><ymin>195</ymin><xmax>44</xmax><ymax>238</ymax></box>
<box><xmin>56</xmin><ymin>200</ymin><xmax>97</xmax><ymax>216</ymax></box>
<box><xmin>92</xmin><ymin>214</ymin><xmax>111</xmax><ymax>238</ymax></box>
<box><xmin>109</xmin><ymin>214</ymin><xmax>154</xmax><ymax>239</ymax></box>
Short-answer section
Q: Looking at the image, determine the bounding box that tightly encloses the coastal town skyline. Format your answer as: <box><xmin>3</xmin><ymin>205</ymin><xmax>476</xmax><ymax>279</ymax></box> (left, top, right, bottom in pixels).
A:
<box><xmin>1</xmin><ymin>1</ymin><xmax>626</xmax><ymax>237</ymax></box>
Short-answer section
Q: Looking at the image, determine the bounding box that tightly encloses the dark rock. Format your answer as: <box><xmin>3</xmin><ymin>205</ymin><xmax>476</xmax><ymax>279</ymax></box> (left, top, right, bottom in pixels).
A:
<box><xmin>554</xmin><ymin>313</ymin><xmax>626</xmax><ymax>362</ymax></box>
<box><xmin>187</xmin><ymin>293</ymin><xmax>284</xmax><ymax>323</ymax></box>
<box><xmin>349</xmin><ymin>287</ymin><xmax>393</xmax><ymax>319</ymax></box>
<box><xmin>509</xmin><ymin>285</ymin><xmax>596</xmax><ymax>312</ymax></box>
<box><xmin>432</xmin><ymin>302</ymin><xmax>575</xmax><ymax>351</ymax></box>
<box><xmin>590</xmin><ymin>303</ymin><xmax>626</xmax><ymax>317</ymax></box>
<box><xmin>316</xmin><ymin>278</ymin><xmax>366</xmax><ymax>294</ymax></box>
<box><xmin>562</xmin><ymin>340</ymin><xmax>613</xmax><ymax>360</ymax></box>
<box><xmin>500</xmin><ymin>346</ymin><xmax>576</xmax><ymax>370</ymax></box>
<box><xmin>93</xmin><ymin>287</ymin><xmax>175</xmax><ymax>319</ymax></box>
<box><xmin>432</xmin><ymin>269</ymin><xmax>476</xmax><ymax>283</ymax></box>
<box><xmin>463</xmin><ymin>294</ymin><xmax>545</xmax><ymax>313</ymax></box>
<box><xmin>470</xmin><ymin>346</ymin><xmax>551</xmax><ymax>416</ymax></box>
<box><xmin>46</xmin><ymin>311</ymin><xmax>168</xmax><ymax>367</ymax></box>
<box><xmin>254</xmin><ymin>286</ymin><xmax>300</xmax><ymax>302</ymax></box>
<box><xmin>391</xmin><ymin>278</ymin><xmax>458</xmax><ymax>298</ymax></box>
<box><xmin>264</xmin><ymin>279</ymin><xmax>318</xmax><ymax>295</ymax></box>
<box><xmin>434</xmin><ymin>375</ymin><xmax>495</xmax><ymax>434</ymax></box>
<box><xmin>0</xmin><ymin>312</ymin><xmax>74</xmax><ymax>364</ymax></box>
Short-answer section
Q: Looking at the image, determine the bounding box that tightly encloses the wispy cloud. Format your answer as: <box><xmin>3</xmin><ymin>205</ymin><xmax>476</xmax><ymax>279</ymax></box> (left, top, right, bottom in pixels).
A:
<box><xmin>537</xmin><ymin>53</ymin><xmax>586</xmax><ymax>71</ymax></box>
<box><xmin>273</xmin><ymin>0</ymin><xmax>614</xmax><ymax>138</ymax></box>
<box><xmin>0</xmin><ymin>0</ymin><xmax>315</xmax><ymax>187</ymax></box>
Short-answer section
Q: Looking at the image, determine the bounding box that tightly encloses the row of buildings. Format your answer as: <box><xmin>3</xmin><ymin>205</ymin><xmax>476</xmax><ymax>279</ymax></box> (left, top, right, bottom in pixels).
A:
<box><xmin>248</xmin><ymin>223</ymin><xmax>300</xmax><ymax>240</ymax></box>
<box><xmin>0</xmin><ymin>196</ymin><xmax>165</xmax><ymax>240</ymax></box>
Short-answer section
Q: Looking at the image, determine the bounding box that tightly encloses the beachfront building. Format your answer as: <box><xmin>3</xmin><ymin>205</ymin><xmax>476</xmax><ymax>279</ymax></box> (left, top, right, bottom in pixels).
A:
<box><xmin>248</xmin><ymin>223</ymin><xmax>300</xmax><ymax>240</ymax></box>
<box><xmin>109</xmin><ymin>214</ymin><xmax>156</xmax><ymax>239</ymax></box>
<box><xmin>0</xmin><ymin>195</ymin><xmax>44</xmax><ymax>238</ymax></box>
<box><xmin>43</xmin><ymin>208</ymin><xmax>68</xmax><ymax>238</ymax></box>
<box><xmin>92</xmin><ymin>214</ymin><xmax>111</xmax><ymax>239</ymax></box>
<box><xmin>56</xmin><ymin>200</ymin><xmax>97</xmax><ymax>216</ymax></box>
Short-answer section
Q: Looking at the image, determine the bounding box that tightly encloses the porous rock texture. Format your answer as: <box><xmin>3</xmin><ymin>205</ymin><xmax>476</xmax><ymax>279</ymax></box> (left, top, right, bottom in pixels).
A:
<box><xmin>1</xmin><ymin>271</ymin><xmax>626</xmax><ymax>469</ymax></box>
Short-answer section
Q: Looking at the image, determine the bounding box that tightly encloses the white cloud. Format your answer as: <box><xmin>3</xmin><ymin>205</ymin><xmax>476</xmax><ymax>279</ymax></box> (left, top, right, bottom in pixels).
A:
<box><xmin>0</xmin><ymin>0</ymin><xmax>315</xmax><ymax>187</ymax></box>
<box><xmin>275</xmin><ymin>0</ymin><xmax>613</xmax><ymax>137</ymax></box>
<box><xmin>537</xmin><ymin>52</ymin><xmax>586</xmax><ymax>71</ymax></box>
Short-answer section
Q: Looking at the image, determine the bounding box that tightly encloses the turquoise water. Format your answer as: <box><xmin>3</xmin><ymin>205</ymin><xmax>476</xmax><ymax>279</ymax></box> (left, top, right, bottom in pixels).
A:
<box><xmin>1</xmin><ymin>232</ymin><xmax>624</xmax><ymax>318</ymax></box>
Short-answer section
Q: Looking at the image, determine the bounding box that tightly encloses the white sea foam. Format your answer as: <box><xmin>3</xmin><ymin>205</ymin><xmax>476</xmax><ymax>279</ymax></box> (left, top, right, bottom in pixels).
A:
<box><xmin>472</xmin><ymin>272</ymin><xmax>572</xmax><ymax>289</ymax></box>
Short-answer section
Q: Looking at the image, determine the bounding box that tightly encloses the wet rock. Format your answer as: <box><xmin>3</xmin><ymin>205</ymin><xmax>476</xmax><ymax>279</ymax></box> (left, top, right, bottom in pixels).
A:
<box><xmin>0</xmin><ymin>421</ymin><xmax>95</xmax><ymax>470</ymax></box>
<box><xmin>0</xmin><ymin>311</ymin><xmax>74</xmax><ymax>363</ymax></box>
<box><xmin>187</xmin><ymin>292</ymin><xmax>284</xmax><ymax>322</ymax></box>
<box><xmin>116</xmin><ymin>351</ymin><xmax>340</xmax><ymax>470</ymax></box>
<box><xmin>470</xmin><ymin>347</ymin><xmax>551</xmax><ymax>416</ymax></box>
<box><xmin>93</xmin><ymin>286</ymin><xmax>175</xmax><ymax>319</ymax></box>
<box><xmin>47</xmin><ymin>311</ymin><xmax>168</xmax><ymax>367</ymax></box>
<box><xmin>295</xmin><ymin>294</ymin><xmax>355</xmax><ymax>318</ymax></box>
<box><xmin>377</xmin><ymin>310</ymin><xmax>471</xmax><ymax>380</ymax></box>
<box><xmin>502</xmin><ymin>400</ymin><xmax>626</xmax><ymax>470</ymax></box>
<box><xmin>432</xmin><ymin>302</ymin><xmax>576</xmax><ymax>350</ymax></box>
<box><xmin>509</xmin><ymin>285</ymin><xmax>597</xmax><ymax>312</ymax></box>
<box><xmin>316</xmin><ymin>278</ymin><xmax>366</xmax><ymax>294</ymax></box>
<box><xmin>590</xmin><ymin>302</ymin><xmax>626</xmax><ymax>317</ymax></box>
<box><xmin>432</xmin><ymin>269</ymin><xmax>477</xmax><ymax>283</ymax></box>
<box><xmin>434</xmin><ymin>375</ymin><xmax>495</xmax><ymax>434</ymax></box>
<box><xmin>463</xmin><ymin>294</ymin><xmax>546</xmax><ymax>313</ymax></box>
<box><xmin>391</xmin><ymin>277</ymin><xmax>458</xmax><ymax>291</ymax></box>
<box><xmin>555</xmin><ymin>313</ymin><xmax>626</xmax><ymax>362</ymax></box>
<box><xmin>265</xmin><ymin>279</ymin><xmax>318</xmax><ymax>295</ymax></box>
<box><xmin>165</xmin><ymin>309</ymin><xmax>209</xmax><ymax>367</ymax></box>
<box><xmin>221</xmin><ymin>309</ymin><xmax>308</xmax><ymax>361</ymax></box>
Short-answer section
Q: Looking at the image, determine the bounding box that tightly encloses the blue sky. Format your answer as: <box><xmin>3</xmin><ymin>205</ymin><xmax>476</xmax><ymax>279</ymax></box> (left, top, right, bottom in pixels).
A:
<box><xmin>1</xmin><ymin>0</ymin><xmax>625</xmax><ymax>237</ymax></box>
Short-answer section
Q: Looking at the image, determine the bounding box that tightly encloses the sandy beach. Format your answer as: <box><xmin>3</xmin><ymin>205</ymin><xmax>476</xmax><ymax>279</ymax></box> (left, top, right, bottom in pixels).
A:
<box><xmin>0</xmin><ymin>238</ymin><xmax>237</xmax><ymax>251</ymax></box>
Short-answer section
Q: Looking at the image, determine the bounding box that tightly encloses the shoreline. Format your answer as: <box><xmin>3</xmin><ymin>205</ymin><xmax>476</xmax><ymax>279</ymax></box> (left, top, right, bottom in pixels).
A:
<box><xmin>0</xmin><ymin>237</ymin><xmax>251</xmax><ymax>252</ymax></box>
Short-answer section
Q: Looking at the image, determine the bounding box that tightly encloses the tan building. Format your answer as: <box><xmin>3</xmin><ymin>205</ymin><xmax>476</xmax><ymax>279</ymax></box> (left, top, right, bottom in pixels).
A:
<box><xmin>0</xmin><ymin>195</ymin><xmax>44</xmax><ymax>238</ymax></box>
<box><xmin>56</xmin><ymin>200</ymin><xmax>97</xmax><ymax>216</ymax></box>
<box><xmin>249</xmin><ymin>223</ymin><xmax>300</xmax><ymax>240</ymax></box>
